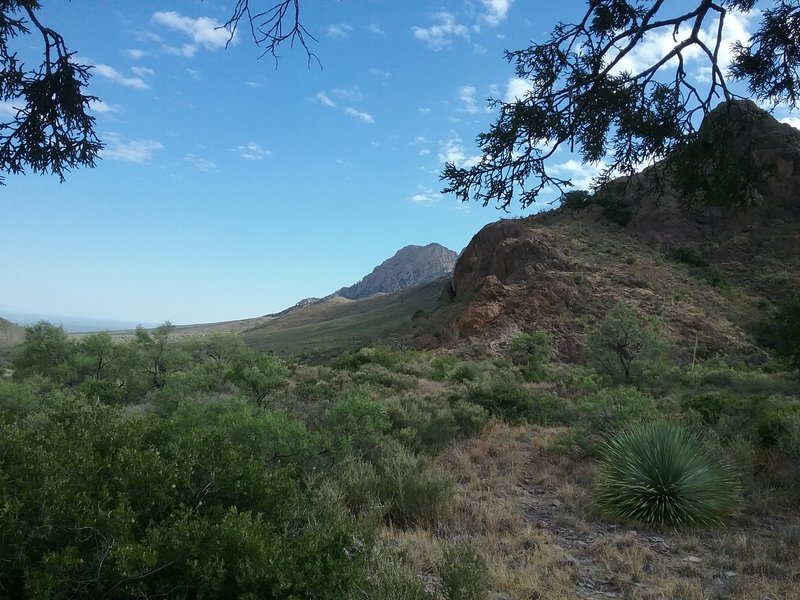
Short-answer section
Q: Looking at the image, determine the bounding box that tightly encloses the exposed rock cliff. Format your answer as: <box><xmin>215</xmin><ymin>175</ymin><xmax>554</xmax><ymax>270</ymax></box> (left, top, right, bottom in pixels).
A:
<box><xmin>337</xmin><ymin>243</ymin><xmax>458</xmax><ymax>300</ymax></box>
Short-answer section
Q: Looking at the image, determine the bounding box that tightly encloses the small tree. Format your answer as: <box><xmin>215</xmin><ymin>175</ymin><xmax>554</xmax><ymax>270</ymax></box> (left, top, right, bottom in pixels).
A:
<box><xmin>507</xmin><ymin>329</ymin><xmax>552</xmax><ymax>381</ymax></box>
<box><xmin>586</xmin><ymin>303</ymin><xmax>669</xmax><ymax>385</ymax></box>
<box><xmin>11</xmin><ymin>321</ymin><xmax>76</xmax><ymax>385</ymax></box>
<box><xmin>228</xmin><ymin>349</ymin><xmax>290</xmax><ymax>406</ymax></box>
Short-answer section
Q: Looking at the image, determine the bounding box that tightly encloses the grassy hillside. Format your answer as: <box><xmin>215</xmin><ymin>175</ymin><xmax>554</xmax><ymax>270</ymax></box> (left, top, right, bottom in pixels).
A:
<box><xmin>243</xmin><ymin>279</ymin><xmax>450</xmax><ymax>360</ymax></box>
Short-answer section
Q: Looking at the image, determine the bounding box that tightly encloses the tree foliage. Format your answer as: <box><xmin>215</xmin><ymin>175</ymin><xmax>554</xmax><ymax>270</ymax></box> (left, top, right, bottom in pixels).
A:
<box><xmin>0</xmin><ymin>1</ymin><xmax>101</xmax><ymax>185</ymax></box>
<box><xmin>441</xmin><ymin>0</ymin><xmax>800</xmax><ymax>211</ymax></box>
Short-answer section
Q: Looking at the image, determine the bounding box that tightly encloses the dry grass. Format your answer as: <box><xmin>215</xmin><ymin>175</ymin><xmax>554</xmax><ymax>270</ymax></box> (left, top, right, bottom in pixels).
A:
<box><xmin>377</xmin><ymin>422</ymin><xmax>800</xmax><ymax>600</ymax></box>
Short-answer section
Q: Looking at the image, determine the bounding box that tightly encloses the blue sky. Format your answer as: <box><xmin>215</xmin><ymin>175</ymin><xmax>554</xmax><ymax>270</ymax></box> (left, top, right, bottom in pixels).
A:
<box><xmin>1</xmin><ymin>1</ymin><xmax>796</xmax><ymax>325</ymax></box>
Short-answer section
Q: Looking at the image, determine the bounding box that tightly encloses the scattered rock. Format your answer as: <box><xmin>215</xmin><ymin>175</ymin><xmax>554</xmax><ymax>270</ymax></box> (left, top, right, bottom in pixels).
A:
<box><xmin>684</xmin><ymin>555</ymin><xmax>703</xmax><ymax>563</ymax></box>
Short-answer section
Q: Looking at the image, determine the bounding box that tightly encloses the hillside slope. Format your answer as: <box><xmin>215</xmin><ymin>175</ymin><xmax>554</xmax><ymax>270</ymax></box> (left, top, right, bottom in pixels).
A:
<box><xmin>438</xmin><ymin>100</ymin><xmax>799</xmax><ymax>362</ymax></box>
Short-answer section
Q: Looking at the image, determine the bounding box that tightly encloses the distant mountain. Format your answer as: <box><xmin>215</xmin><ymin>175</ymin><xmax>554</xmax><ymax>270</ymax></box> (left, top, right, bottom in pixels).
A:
<box><xmin>0</xmin><ymin>317</ymin><xmax>25</xmax><ymax>353</ymax></box>
<box><xmin>336</xmin><ymin>243</ymin><xmax>458</xmax><ymax>300</ymax></box>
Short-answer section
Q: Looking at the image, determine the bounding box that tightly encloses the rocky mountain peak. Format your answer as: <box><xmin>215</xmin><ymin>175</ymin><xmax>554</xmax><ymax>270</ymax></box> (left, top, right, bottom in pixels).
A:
<box><xmin>337</xmin><ymin>243</ymin><xmax>458</xmax><ymax>300</ymax></box>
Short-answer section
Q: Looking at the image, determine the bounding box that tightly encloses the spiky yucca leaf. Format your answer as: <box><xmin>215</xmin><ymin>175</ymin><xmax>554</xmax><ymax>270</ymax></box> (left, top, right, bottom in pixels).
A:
<box><xmin>595</xmin><ymin>421</ymin><xmax>739</xmax><ymax>528</ymax></box>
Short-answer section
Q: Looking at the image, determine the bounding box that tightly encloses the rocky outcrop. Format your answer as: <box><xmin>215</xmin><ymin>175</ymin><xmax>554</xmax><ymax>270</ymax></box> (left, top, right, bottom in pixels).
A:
<box><xmin>443</xmin><ymin>100</ymin><xmax>799</xmax><ymax>361</ymax></box>
<box><xmin>337</xmin><ymin>243</ymin><xmax>458</xmax><ymax>300</ymax></box>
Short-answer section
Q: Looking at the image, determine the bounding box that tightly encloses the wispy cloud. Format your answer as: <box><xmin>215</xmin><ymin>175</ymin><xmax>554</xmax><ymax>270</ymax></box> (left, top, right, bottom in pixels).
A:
<box><xmin>131</xmin><ymin>66</ymin><xmax>154</xmax><ymax>78</ymax></box>
<box><xmin>152</xmin><ymin>11</ymin><xmax>231</xmax><ymax>56</ymax></box>
<box><xmin>457</xmin><ymin>85</ymin><xmax>490</xmax><ymax>114</ymax></box>
<box><xmin>88</xmin><ymin>99</ymin><xmax>120</xmax><ymax>114</ymax></box>
<box><xmin>480</xmin><ymin>0</ymin><xmax>514</xmax><ymax>26</ymax></box>
<box><xmin>103</xmin><ymin>134</ymin><xmax>163</xmax><ymax>163</ymax></box>
<box><xmin>315</xmin><ymin>91</ymin><xmax>337</xmax><ymax>107</ymax></box>
<box><xmin>326</xmin><ymin>23</ymin><xmax>353</xmax><ymax>38</ymax></box>
<box><xmin>344</xmin><ymin>107</ymin><xmax>375</xmax><ymax>123</ymax></box>
<box><xmin>412</xmin><ymin>12</ymin><xmax>469</xmax><ymax>50</ymax></box>
<box><xmin>331</xmin><ymin>86</ymin><xmax>364</xmax><ymax>102</ymax></box>
<box><xmin>550</xmin><ymin>159</ymin><xmax>605</xmax><ymax>189</ymax></box>
<box><xmin>234</xmin><ymin>142</ymin><xmax>271</xmax><ymax>160</ymax></box>
<box><xmin>125</xmin><ymin>48</ymin><xmax>146</xmax><ymax>60</ymax></box>
<box><xmin>438</xmin><ymin>133</ymin><xmax>481</xmax><ymax>168</ymax></box>
<box><xmin>92</xmin><ymin>63</ymin><xmax>148</xmax><ymax>89</ymax></box>
<box><xmin>410</xmin><ymin>186</ymin><xmax>442</xmax><ymax>205</ymax></box>
<box><xmin>184</xmin><ymin>153</ymin><xmax>218</xmax><ymax>172</ymax></box>
<box><xmin>368</xmin><ymin>24</ymin><xmax>385</xmax><ymax>35</ymax></box>
<box><xmin>419</xmin><ymin>106</ymin><xmax>431</xmax><ymax>114</ymax></box>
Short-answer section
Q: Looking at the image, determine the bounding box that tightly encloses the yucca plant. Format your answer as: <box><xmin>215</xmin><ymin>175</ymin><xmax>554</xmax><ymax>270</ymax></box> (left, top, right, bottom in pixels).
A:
<box><xmin>595</xmin><ymin>421</ymin><xmax>740</xmax><ymax>528</ymax></box>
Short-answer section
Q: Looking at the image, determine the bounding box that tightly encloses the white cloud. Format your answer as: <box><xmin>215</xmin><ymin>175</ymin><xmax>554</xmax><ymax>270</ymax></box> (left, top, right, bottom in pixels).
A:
<box><xmin>131</xmin><ymin>66</ymin><xmax>154</xmax><ymax>77</ymax></box>
<box><xmin>480</xmin><ymin>0</ymin><xmax>514</xmax><ymax>26</ymax></box>
<box><xmin>152</xmin><ymin>11</ymin><xmax>231</xmax><ymax>55</ymax></box>
<box><xmin>125</xmin><ymin>48</ymin><xmax>146</xmax><ymax>60</ymax></box>
<box><xmin>549</xmin><ymin>159</ymin><xmax>605</xmax><ymax>189</ymax></box>
<box><xmin>419</xmin><ymin>148</ymin><xmax>431</xmax><ymax>156</ymax></box>
<box><xmin>610</xmin><ymin>10</ymin><xmax>756</xmax><ymax>81</ymax></box>
<box><xmin>331</xmin><ymin>86</ymin><xmax>364</xmax><ymax>102</ymax></box>
<box><xmin>315</xmin><ymin>91</ymin><xmax>337</xmax><ymax>107</ymax></box>
<box><xmin>184</xmin><ymin>153</ymin><xmax>218</xmax><ymax>172</ymax></box>
<box><xmin>234</xmin><ymin>142</ymin><xmax>271</xmax><ymax>160</ymax></box>
<box><xmin>89</xmin><ymin>100</ymin><xmax>120</xmax><ymax>114</ymax></box>
<box><xmin>326</xmin><ymin>23</ymin><xmax>353</xmax><ymax>38</ymax></box>
<box><xmin>438</xmin><ymin>133</ymin><xmax>481</xmax><ymax>168</ymax></box>
<box><xmin>368</xmin><ymin>24</ymin><xmax>385</xmax><ymax>35</ymax></box>
<box><xmin>419</xmin><ymin>106</ymin><xmax>431</xmax><ymax>114</ymax></box>
<box><xmin>103</xmin><ymin>135</ymin><xmax>163</xmax><ymax>163</ymax></box>
<box><xmin>344</xmin><ymin>107</ymin><xmax>375</xmax><ymax>123</ymax></box>
<box><xmin>505</xmin><ymin>77</ymin><xmax>533</xmax><ymax>102</ymax></box>
<box><xmin>781</xmin><ymin>116</ymin><xmax>800</xmax><ymax>131</ymax></box>
<box><xmin>410</xmin><ymin>186</ymin><xmax>441</xmax><ymax>205</ymax></box>
<box><xmin>93</xmin><ymin>63</ymin><xmax>148</xmax><ymax>89</ymax></box>
<box><xmin>412</xmin><ymin>12</ymin><xmax>469</xmax><ymax>50</ymax></box>
<box><xmin>458</xmin><ymin>85</ymin><xmax>489</xmax><ymax>114</ymax></box>
<box><xmin>0</xmin><ymin>101</ymin><xmax>19</xmax><ymax>117</ymax></box>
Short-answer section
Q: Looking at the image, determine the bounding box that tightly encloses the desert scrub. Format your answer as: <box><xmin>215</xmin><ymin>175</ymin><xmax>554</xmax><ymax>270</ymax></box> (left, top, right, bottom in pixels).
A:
<box><xmin>438</xmin><ymin>540</ymin><xmax>489</xmax><ymax>600</ymax></box>
<box><xmin>595</xmin><ymin>421</ymin><xmax>740</xmax><ymax>528</ymax></box>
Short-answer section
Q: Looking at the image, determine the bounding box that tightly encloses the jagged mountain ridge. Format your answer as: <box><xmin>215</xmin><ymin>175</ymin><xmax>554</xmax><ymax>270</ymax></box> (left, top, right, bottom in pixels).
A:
<box><xmin>335</xmin><ymin>243</ymin><xmax>458</xmax><ymax>300</ymax></box>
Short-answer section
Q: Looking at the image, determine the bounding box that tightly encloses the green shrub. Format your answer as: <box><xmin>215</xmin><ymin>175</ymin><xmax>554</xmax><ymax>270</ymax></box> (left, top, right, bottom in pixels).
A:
<box><xmin>0</xmin><ymin>398</ymin><xmax>366</xmax><ymax>599</ymax></box>
<box><xmin>449</xmin><ymin>361</ymin><xmax>482</xmax><ymax>383</ymax></box>
<box><xmin>325</xmin><ymin>387</ymin><xmax>391</xmax><ymax>460</ymax></box>
<box><xmin>578</xmin><ymin>386</ymin><xmax>659</xmax><ymax>434</ymax></box>
<box><xmin>758</xmin><ymin>301</ymin><xmax>800</xmax><ymax>370</ymax></box>
<box><xmin>439</xmin><ymin>540</ymin><xmax>489</xmax><ymax>600</ymax></box>
<box><xmin>468</xmin><ymin>380</ymin><xmax>567</xmax><ymax>425</ymax></box>
<box><xmin>595</xmin><ymin>421</ymin><xmax>740</xmax><ymax>528</ymax></box>
<box><xmin>681</xmin><ymin>391</ymin><xmax>746</xmax><ymax>426</ymax></box>
<box><xmin>334</xmin><ymin>346</ymin><xmax>401</xmax><ymax>371</ymax></box>
<box><xmin>596</xmin><ymin>190</ymin><xmax>633</xmax><ymax>226</ymax></box>
<box><xmin>671</xmin><ymin>246</ymin><xmax>710</xmax><ymax>267</ymax></box>
<box><xmin>337</xmin><ymin>443</ymin><xmax>454</xmax><ymax>528</ymax></box>
<box><xmin>387</xmin><ymin>395</ymin><xmax>489</xmax><ymax>454</ymax></box>
<box><xmin>559</xmin><ymin>189</ymin><xmax>593</xmax><ymax>215</ymax></box>
<box><xmin>468</xmin><ymin>379</ymin><xmax>532</xmax><ymax>424</ymax></box>
<box><xmin>429</xmin><ymin>355</ymin><xmax>459</xmax><ymax>381</ymax></box>
<box><xmin>586</xmin><ymin>303</ymin><xmax>670</xmax><ymax>385</ymax></box>
<box><xmin>507</xmin><ymin>330</ymin><xmax>552</xmax><ymax>381</ymax></box>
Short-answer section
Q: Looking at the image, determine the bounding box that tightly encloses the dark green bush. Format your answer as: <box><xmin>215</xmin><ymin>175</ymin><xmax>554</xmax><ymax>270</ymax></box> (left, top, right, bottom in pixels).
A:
<box><xmin>0</xmin><ymin>398</ymin><xmax>366</xmax><ymax>599</ymax></box>
<box><xmin>758</xmin><ymin>301</ymin><xmax>800</xmax><ymax>370</ymax></box>
<box><xmin>595</xmin><ymin>421</ymin><xmax>740</xmax><ymax>528</ymax></box>
<box><xmin>578</xmin><ymin>386</ymin><xmax>659</xmax><ymax>435</ymax></box>
<box><xmin>671</xmin><ymin>246</ymin><xmax>711</xmax><ymax>267</ymax></box>
<box><xmin>468</xmin><ymin>379</ymin><xmax>533</xmax><ymax>424</ymax></box>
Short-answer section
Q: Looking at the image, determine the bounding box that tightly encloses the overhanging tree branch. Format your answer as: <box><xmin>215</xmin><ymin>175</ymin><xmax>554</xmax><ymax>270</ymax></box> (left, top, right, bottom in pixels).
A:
<box><xmin>442</xmin><ymin>0</ymin><xmax>800</xmax><ymax>212</ymax></box>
